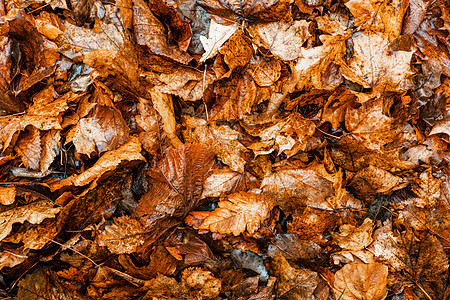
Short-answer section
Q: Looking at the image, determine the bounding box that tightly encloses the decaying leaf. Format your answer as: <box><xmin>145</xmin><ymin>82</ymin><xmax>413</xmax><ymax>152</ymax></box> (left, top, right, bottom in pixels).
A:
<box><xmin>97</xmin><ymin>216</ymin><xmax>146</xmax><ymax>254</ymax></box>
<box><xmin>199</xmin><ymin>191</ymin><xmax>271</xmax><ymax>236</ymax></box>
<box><xmin>333</xmin><ymin>218</ymin><xmax>374</xmax><ymax>251</ymax></box>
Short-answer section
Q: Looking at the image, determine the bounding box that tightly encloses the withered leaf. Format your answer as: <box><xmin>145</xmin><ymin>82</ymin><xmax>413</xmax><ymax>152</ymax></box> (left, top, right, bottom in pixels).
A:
<box><xmin>201</xmin><ymin>167</ymin><xmax>259</xmax><ymax>198</ymax></box>
<box><xmin>333</xmin><ymin>218</ymin><xmax>374</xmax><ymax>251</ymax></box>
<box><xmin>0</xmin><ymin>200</ymin><xmax>60</xmax><ymax>242</ymax></box>
<box><xmin>50</xmin><ymin>136</ymin><xmax>145</xmax><ymax>191</ymax></box>
<box><xmin>14</xmin><ymin>126</ymin><xmax>41</xmax><ymax>170</ymax></box>
<box><xmin>133</xmin><ymin>0</ymin><xmax>192</xmax><ymax>64</ymax></box>
<box><xmin>183</xmin><ymin>115</ymin><xmax>248</xmax><ymax>173</ymax></box>
<box><xmin>210</xmin><ymin>72</ymin><xmax>257</xmax><ymax>121</ymax></box>
<box><xmin>135</xmin><ymin>144</ymin><xmax>215</xmax><ymax>229</ymax></box>
<box><xmin>0</xmin><ymin>186</ymin><xmax>15</xmax><ymax>205</ymax></box>
<box><xmin>219</xmin><ymin>30</ymin><xmax>253</xmax><ymax>71</ymax></box>
<box><xmin>97</xmin><ymin>216</ymin><xmax>146</xmax><ymax>254</ymax></box>
<box><xmin>248</xmin><ymin>20</ymin><xmax>311</xmax><ymax>61</ymax></box>
<box><xmin>200</xmin><ymin>18</ymin><xmax>238</xmax><ymax>62</ymax></box>
<box><xmin>267</xmin><ymin>234</ymin><xmax>323</xmax><ymax>261</ymax></box>
<box><xmin>40</xmin><ymin>130</ymin><xmax>61</xmax><ymax>173</ymax></box>
<box><xmin>334</xmin><ymin>262</ymin><xmax>388</xmax><ymax>300</ymax></box>
<box><xmin>271</xmin><ymin>254</ymin><xmax>318</xmax><ymax>299</ymax></box>
<box><xmin>199</xmin><ymin>191</ymin><xmax>271</xmax><ymax>236</ymax></box>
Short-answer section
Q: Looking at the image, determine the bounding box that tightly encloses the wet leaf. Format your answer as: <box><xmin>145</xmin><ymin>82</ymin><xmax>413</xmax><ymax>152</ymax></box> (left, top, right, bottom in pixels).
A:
<box><xmin>97</xmin><ymin>216</ymin><xmax>146</xmax><ymax>254</ymax></box>
<box><xmin>333</xmin><ymin>218</ymin><xmax>374</xmax><ymax>251</ymax></box>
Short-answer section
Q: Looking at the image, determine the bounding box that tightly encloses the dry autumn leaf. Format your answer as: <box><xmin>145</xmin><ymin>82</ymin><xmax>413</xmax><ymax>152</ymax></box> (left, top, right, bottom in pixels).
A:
<box><xmin>199</xmin><ymin>191</ymin><xmax>271</xmax><ymax>236</ymax></box>
<box><xmin>334</xmin><ymin>262</ymin><xmax>388</xmax><ymax>300</ymax></box>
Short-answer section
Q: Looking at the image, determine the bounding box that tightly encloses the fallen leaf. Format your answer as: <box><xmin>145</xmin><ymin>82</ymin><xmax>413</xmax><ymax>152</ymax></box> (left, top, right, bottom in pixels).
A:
<box><xmin>334</xmin><ymin>262</ymin><xmax>388</xmax><ymax>300</ymax></box>
<box><xmin>267</xmin><ymin>234</ymin><xmax>323</xmax><ymax>261</ymax></box>
<box><xmin>0</xmin><ymin>200</ymin><xmax>61</xmax><ymax>242</ymax></box>
<box><xmin>14</xmin><ymin>126</ymin><xmax>41</xmax><ymax>170</ymax></box>
<box><xmin>219</xmin><ymin>30</ymin><xmax>253</xmax><ymax>71</ymax></box>
<box><xmin>39</xmin><ymin>130</ymin><xmax>61</xmax><ymax>173</ymax></box>
<box><xmin>0</xmin><ymin>186</ymin><xmax>15</xmax><ymax>205</ymax></box>
<box><xmin>333</xmin><ymin>218</ymin><xmax>374</xmax><ymax>251</ymax></box>
<box><xmin>200</xmin><ymin>18</ymin><xmax>238</xmax><ymax>62</ymax></box>
<box><xmin>183</xmin><ymin>115</ymin><xmax>248</xmax><ymax>173</ymax></box>
<box><xmin>342</xmin><ymin>32</ymin><xmax>414</xmax><ymax>90</ymax></box>
<box><xmin>231</xmin><ymin>249</ymin><xmax>269</xmax><ymax>283</ymax></box>
<box><xmin>135</xmin><ymin>144</ymin><xmax>215</xmax><ymax>230</ymax></box>
<box><xmin>132</xmin><ymin>0</ymin><xmax>192</xmax><ymax>64</ymax></box>
<box><xmin>271</xmin><ymin>254</ymin><xmax>318</xmax><ymax>299</ymax></box>
<box><xmin>201</xmin><ymin>167</ymin><xmax>259</xmax><ymax>198</ymax></box>
<box><xmin>97</xmin><ymin>216</ymin><xmax>146</xmax><ymax>254</ymax></box>
<box><xmin>248</xmin><ymin>20</ymin><xmax>311</xmax><ymax>61</ymax></box>
<box><xmin>199</xmin><ymin>191</ymin><xmax>271</xmax><ymax>236</ymax></box>
<box><xmin>181</xmin><ymin>267</ymin><xmax>222</xmax><ymax>298</ymax></box>
<box><xmin>50</xmin><ymin>136</ymin><xmax>145</xmax><ymax>191</ymax></box>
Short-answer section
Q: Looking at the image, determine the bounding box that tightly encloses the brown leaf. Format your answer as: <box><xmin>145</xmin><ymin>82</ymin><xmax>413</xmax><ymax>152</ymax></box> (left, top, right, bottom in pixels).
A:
<box><xmin>198</xmin><ymin>0</ymin><xmax>293</xmax><ymax>23</ymax></box>
<box><xmin>219</xmin><ymin>30</ymin><xmax>253</xmax><ymax>71</ymax></box>
<box><xmin>248</xmin><ymin>56</ymin><xmax>282</xmax><ymax>87</ymax></box>
<box><xmin>0</xmin><ymin>200</ymin><xmax>61</xmax><ymax>242</ymax></box>
<box><xmin>14</xmin><ymin>126</ymin><xmax>41</xmax><ymax>170</ymax></box>
<box><xmin>271</xmin><ymin>254</ymin><xmax>318</xmax><ymax>299</ymax></box>
<box><xmin>181</xmin><ymin>267</ymin><xmax>222</xmax><ymax>298</ymax></box>
<box><xmin>150</xmin><ymin>90</ymin><xmax>182</xmax><ymax>148</ymax></box>
<box><xmin>245</xmin><ymin>112</ymin><xmax>316</xmax><ymax>157</ymax></box>
<box><xmin>333</xmin><ymin>218</ymin><xmax>374</xmax><ymax>251</ymax></box>
<box><xmin>267</xmin><ymin>234</ymin><xmax>323</xmax><ymax>261</ymax></box>
<box><xmin>341</xmin><ymin>32</ymin><xmax>414</xmax><ymax>90</ymax></box>
<box><xmin>248</xmin><ymin>20</ymin><xmax>311</xmax><ymax>61</ymax></box>
<box><xmin>334</xmin><ymin>262</ymin><xmax>388</xmax><ymax>300</ymax></box>
<box><xmin>97</xmin><ymin>216</ymin><xmax>146</xmax><ymax>254</ymax></box>
<box><xmin>0</xmin><ymin>186</ymin><xmax>15</xmax><ymax>205</ymax></box>
<box><xmin>3</xmin><ymin>218</ymin><xmax>59</xmax><ymax>250</ymax></box>
<box><xmin>135</xmin><ymin>144</ymin><xmax>215</xmax><ymax>229</ymax></box>
<box><xmin>175</xmin><ymin>235</ymin><xmax>217</xmax><ymax>265</ymax></box>
<box><xmin>50</xmin><ymin>136</ymin><xmax>145</xmax><ymax>191</ymax></box>
<box><xmin>199</xmin><ymin>191</ymin><xmax>271</xmax><ymax>236</ymax></box>
<box><xmin>345</xmin><ymin>0</ymin><xmax>408</xmax><ymax>40</ymax></box>
<box><xmin>183</xmin><ymin>115</ymin><xmax>248</xmax><ymax>173</ymax></box>
<box><xmin>132</xmin><ymin>0</ymin><xmax>192</xmax><ymax>64</ymax></box>
<box><xmin>210</xmin><ymin>72</ymin><xmax>257</xmax><ymax>121</ymax></box>
<box><xmin>39</xmin><ymin>130</ymin><xmax>61</xmax><ymax>173</ymax></box>
<box><xmin>412</xmin><ymin>169</ymin><xmax>442</xmax><ymax>205</ymax></box>
<box><xmin>201</xmin><ymin>167</ymin><xmax>259</xmax><ymax>198</ymax></box>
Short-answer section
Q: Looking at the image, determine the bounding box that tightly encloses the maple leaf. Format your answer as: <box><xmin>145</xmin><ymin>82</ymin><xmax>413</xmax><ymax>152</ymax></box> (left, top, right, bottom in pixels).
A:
<box><xmin>334</xmin><ymin>262</ymin><xmax>388</xmax><ymax>300</ymax></box>
<box><xmin>199</xmin><ymin>18</ymin><xmax>238</xmax><ymax>62</ymax></box>
<box><xmin>341</xmin><ymin>32</ymin><xmax>414</xmax><ymax>91</ymax></box>
<box><xmin>199</xmin><ymin>191</ymin><xmax>271</xmax><ymax>236</ymax></box>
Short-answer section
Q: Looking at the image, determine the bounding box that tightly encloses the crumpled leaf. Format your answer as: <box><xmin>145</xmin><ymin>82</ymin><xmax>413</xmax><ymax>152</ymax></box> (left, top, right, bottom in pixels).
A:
<box><xmin>245</xmin><ymin>112</ymin><xmax>316</xmax><ymax>157</ymax></box>
<box><xmin>199</xmin><ymin>191</ymin><xmax>271</xmax><ymax>236</ymax></box>
<box><xmin>183</xmin><ymin>115</ymin><xmax>248</xmax><ymax>173</ymax></box>
<box><xmin>40</xmin><ymin>130</ymin><xmax>61</xmax><ymax>173</ymax></box>
<box><xmin>334</xmin><ymin>262</ymin><xmax>388</xmax><ymax>300</ymax></box>
<box><xmin>133</xmin><ymin>0</ymin><xmax>192</xmax><ymax>64</ymax></box>
<box><xmin>97</xmin><ymin>216</ymin><xmax>146</xmax><ymax>254</ymax></box>
<box><xmin>248</xmin><ymin>20</ymin><xmax>311</xmax><ymax>61</ymax></box>
<box><xmin>219</xmin><ymin>30</ymin><xmax>253</xmax><ymax>71</ymax></box>
<box><xmin>267</xmin><ymin>234</ymin><xmax>323</xmax><ymax>261</ymax></box>
<box><xmin>248</xmin><ymin>55</ymin><xmax>281</xmax><ymax>87</ymax></box>
<box><xmin>0</xmin><ymin>200</ymin><xmax>61</xmax><ymax>241</ymax></box>
<box><xmin>50</xmin><ymin>136</ymin><xmax>145</xmax><ymax>191</ymax></box>
<box><xmin>3</xmin><ymin>218</ymin><xmax>59</xmax><ymax>250</ymax></box>
<box><xmin>271</xmin><ymin>254</ymin><xmax>318</xmax><ymax>299</ymax></box>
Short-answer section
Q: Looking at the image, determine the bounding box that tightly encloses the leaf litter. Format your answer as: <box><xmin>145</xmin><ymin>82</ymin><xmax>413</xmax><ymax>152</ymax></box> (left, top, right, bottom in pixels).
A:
<box><xmin>0</xmin><ymin>0</ymin><xmax>449</xmax><ymax>299</ymax></box>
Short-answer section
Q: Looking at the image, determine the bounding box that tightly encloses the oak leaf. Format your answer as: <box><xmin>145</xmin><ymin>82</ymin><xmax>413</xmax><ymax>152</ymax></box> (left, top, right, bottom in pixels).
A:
<box><xmin>199</xmin><ymin>191</ymin><xmax>271</xmax><ymax>236</ymax></box>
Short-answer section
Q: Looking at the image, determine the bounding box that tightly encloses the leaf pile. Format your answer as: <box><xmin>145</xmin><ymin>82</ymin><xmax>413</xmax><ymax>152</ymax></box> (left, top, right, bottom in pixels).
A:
<box><xmin>0</xmin><ymin>0</ymin><xmax>450</xmax><ymax>299</ymax></box>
